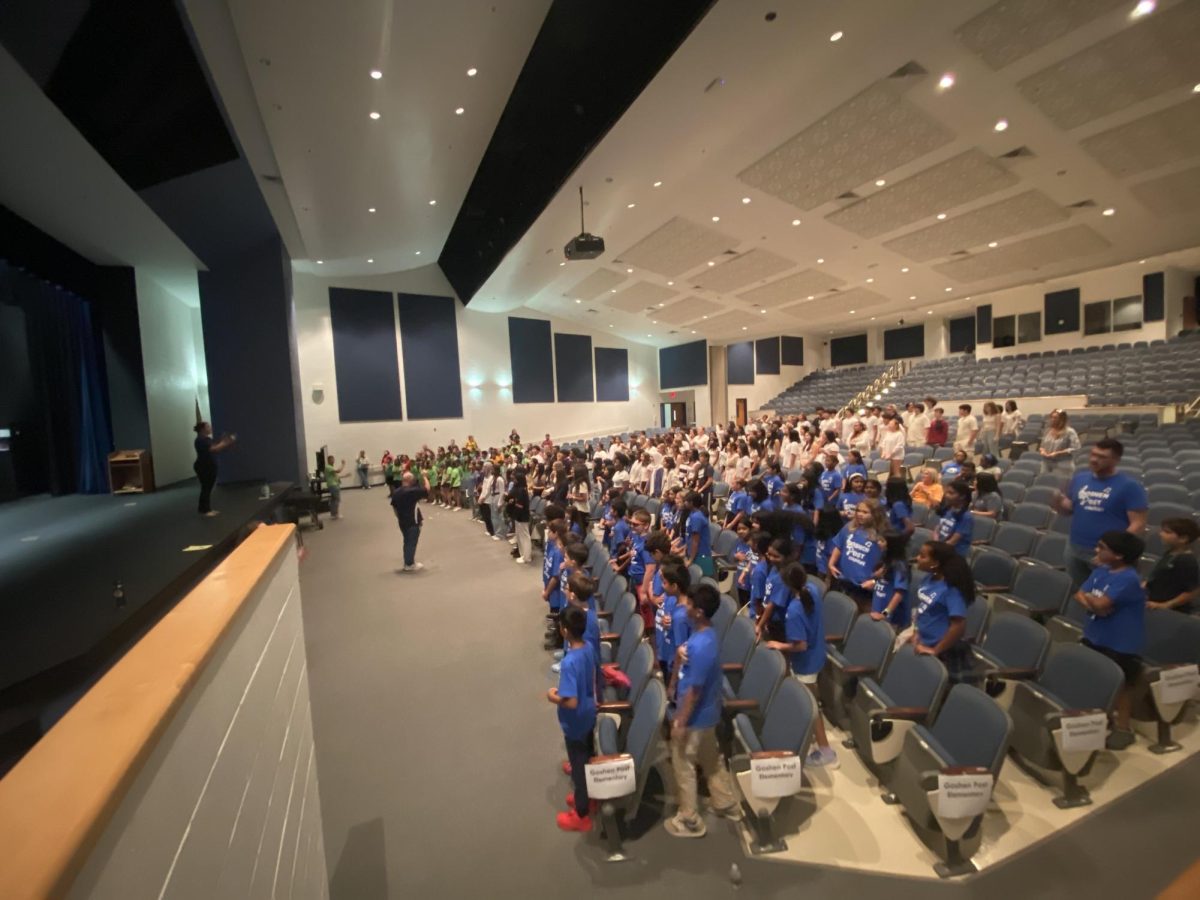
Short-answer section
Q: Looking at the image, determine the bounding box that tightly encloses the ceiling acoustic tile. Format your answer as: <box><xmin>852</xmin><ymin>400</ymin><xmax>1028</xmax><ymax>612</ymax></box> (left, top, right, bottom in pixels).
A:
<box><xmin>1080</xmin><ymin>95</ymin><xmax>1200</xmax><ymax>178</ymax></box>
<box><xmin>653</xmin><ymin>296</ymin><xmax>725</xmax><ymax>324</ymax></box>
<box><xmin>737</xmin><ymin>81</ymin><xmax>954</xmax><ymax>212</ymax></box>
<box><xmin>780</xmin><ymin>287</ymin><xmax>892</xmax><ymax>319</ymax></box>
<box><xmin>736</xmin><ymin>269</ymin><xmax>846</xmax><ymax>307</ymax></box>
<box><xmin>691</xmin><ymin>249</ymin><xmax>795</xmax><ymax>294</ymax></box>
<box><xmin>692</xmin><ymin>310</ymin><xmax>748</xmax><ymax>335</ymax></box>
<box><xmin>562</xmin><ymin>268</ymin><xmax>627</xmax><ymax>301</ymax></box>
<box><xmin>615</xmin><ymin>216</ymin><xmax>737</xmax><ymax>277</ymax></box>
<box><xmin>882</xmin><ymin>190</ymin><xmax>1068</xmax><ymax>262</ymax></box>
<box><xmin>956</xmin><ymin>0</ymin><xmax>1128</xmax><ymax>70</ymax></box>
<box><xmin>827</xmin><ymin>149</ymin><xmax>1019</xmax><ymax>238</ymax></box>
<box><xmin>605</xmin><ymin>280</ymin><xmax>679</xmax><ymax>313</ymax></box>
<box><xmin>1130</xmin><ymin>165</ymin><xmax>1200</xmax><ymax>216</ymax></box>
<box><xmin>1017</xmin><ymin>1</ymin><xmax>1200</xmax><ymax>130</ymax></box>
<box><xmin>931</xmin><ymin>224</ymin><xmax>1110</xmax><ymax>282</ymax></box>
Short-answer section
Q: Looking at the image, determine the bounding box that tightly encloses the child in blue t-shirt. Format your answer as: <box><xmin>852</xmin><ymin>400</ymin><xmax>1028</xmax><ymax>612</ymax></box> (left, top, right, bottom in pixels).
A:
<box><xmin>819</xmin><ymin>453</ymin><xmax>844</xmax><ymax>504</ymax></box>
<box><xmin>829</xmin><ymin>499</ymin><xmax>887</xmax><ymax>613</ymax></box>
<box><xmin>542</xmin><ymin>521</ymin><xmax>568</xmax><ymax>650</ymax></box>
<box><xmin>912</xmin><ymin>540</ymin><xmax>975</xmax><ymax>679</ymax></box>
<box><xmin>884</xmin><ymin>476</ymin><xmax>915</xmax><ymax>536</ymax></box>
<box><xmin>765</xmin><ymin>562</ymin><xmax>838</xmax><ymax>768</ymax></box>
<box><xmin>940</xmin><ymin>449</ymin><xmax>968</xmax><ymax>480</ymax></box>
<box><xmin>839</xmin><ymin>473</ymin><xmax>868</xmax><ymax>522</ymax></box>
<box><xmin>609</xmin><ymin>500</ymin><xmax>632</xmax><ymax>556</ymax></box>
<box><xmin>763</xmin><ymin>463</ymin><xmax>785</xmax><ymax>502</ymax></box>
<box><xmin>659</xmin><ymin>487</ymin><xmax>680</xmax><ymax>537</ymax></box>
<box><xmin>746</xmin><ymin>530</ymin><xmax>772</xmax><ymax>619</ymax></box>
<box><xmin>724</xmin><ymin>477</ymin><xmax>752</xmax><ymax>530</ymax></box>
<box><xmin>656</xmin><ymin>559</ymin><xmax>692</xmax><ymax>684</ymax></box>
<box><xmin>1076</xmin><ymin>530</ymin><xmax>1147</xmax><ymax>749</ymax></box>
<box><xmin>842</xmin><ymin>451</ymin><xmax>868</xmax><ymax>482</ymax></box>
<box><xmin>748</xmin><ymin>479</ymin><xmax>776</xmax><ymax>516</ymax></box>
<box><xmin>935</xmin><ymin>481</ymin><xmax>974</xmax><ymax>557</ymax></box>
<box><xmin>547</xmin><ymin>605</ymin><xmax>598</xmax><ymax>832</ymax></box>
<box><xmin>870</xmin><ymin>533</ymin><xmax>911</xmax><ymax>629</ymax></box>
<box><xmin>755</xmin><ymin>537</ymin><xmax>795</xmax><ymax>644</ymax></box>
<box><xmin>683</xmin><ymin>491</ymin><xmax>715</xmax><ymax>577</ymax></box>
<box><xmin>731</xmin><ymin>520</ymin><xmax>753</xmax><ymax>607</ymax></box>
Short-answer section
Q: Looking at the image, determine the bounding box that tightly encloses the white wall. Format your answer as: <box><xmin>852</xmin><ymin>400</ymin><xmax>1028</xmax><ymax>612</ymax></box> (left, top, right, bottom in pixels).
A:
<box><xmin>293</xmin><ymin>266</ymin><xmax>659</xmax><ymax>461</ymax></box>
<box><xmin>135</xmin><ymin>270</ymin><xmax>210</xmax><ymax>486</ymax></box>
<box><xmin>67</xmin><ymin>536</ymin><xmax>328</xmax><ymax>900</ymax></box>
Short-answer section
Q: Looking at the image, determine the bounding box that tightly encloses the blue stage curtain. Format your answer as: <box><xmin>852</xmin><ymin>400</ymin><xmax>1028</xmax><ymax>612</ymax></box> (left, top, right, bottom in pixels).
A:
<box><xmin>0</xmin><ymin>260</ymin><xmax>113</xmax><ymax>494</ymax></box>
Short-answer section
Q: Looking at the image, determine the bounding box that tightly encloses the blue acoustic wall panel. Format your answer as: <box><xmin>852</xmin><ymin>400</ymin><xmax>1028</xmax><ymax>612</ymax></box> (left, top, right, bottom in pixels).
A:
<box><xmin>830</xmin><ymin>333</ymin><xmax>868</xmax><ymax>367</ymax></box>
<box><xmin>1044</xmin><ymin>288</ymin><xmax>1080</xmax><ymax>335</ymax></box>
<box><xmin>554</xmin><ymin>332</ymin><xmax>594</xmax><ymax>402</ymax></box>
<box><xmin>594</xmin><ymin>347</ymin><xmax>629</xmax><ymax>401</ymax></box>
<box><xmin>398</xmin><ymin>292</ymin><xmax>462</xmax><ymax>419</ymax></box>
<box><xmin>883</xmin><ymin>324</ymin><xmax>925</xmax><ymax>360</ymax></box>
<box><xmin>976</xmin><ymin>304</ymin><xmax>993</xmax><ymax>344</ymax></box>
<box><xmin>755</xmin><ymin>337</ymin><xmax>780</xmax><ymax>374</ymax></box>
<box><xmin>328</xmin><ymin>287</ymin><xmax>402</xmax><ymax>422</ymax></box>
<box><xmin>508</xmin><ymin>316</ymin><xmax>555</xmax><ymax>403</ymax></box>
<box><xmin>727</xmin><ymin>341</ymin><xmax>755</xmax><ymax>384</ymax></box>
<box><xmin>949</xmin><ymin>315</ymin><xmax>976</xmax><ymax>353</ymax></box>
<box><xmin>781</xmin><ymin>335</ymin><xmax>804</xmax><ymax>365</ymax></box>
<box><xmin>1142</xmin><ymin>272</ymin><xmax>1164</xmax><ymax>322</ymax></box>
<box><xmin>659</xmin><ymin>339</ymin><xmax>707</xmax><ymax>389</ymax></box>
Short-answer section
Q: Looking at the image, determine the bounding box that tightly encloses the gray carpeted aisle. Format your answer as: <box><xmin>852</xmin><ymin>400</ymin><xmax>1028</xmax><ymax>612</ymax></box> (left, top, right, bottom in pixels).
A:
<box><xmin>298</xmin><ymin>488</ymin><xmax>1199</xmax><ymax>900</ymax></box>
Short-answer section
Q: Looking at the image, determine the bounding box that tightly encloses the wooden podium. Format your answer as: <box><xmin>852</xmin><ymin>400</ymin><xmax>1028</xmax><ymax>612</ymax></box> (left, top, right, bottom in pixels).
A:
<box><xmin>108</xmin><ymin>450</ymin><xmax>155</xmax><ymax>494</ymax></box>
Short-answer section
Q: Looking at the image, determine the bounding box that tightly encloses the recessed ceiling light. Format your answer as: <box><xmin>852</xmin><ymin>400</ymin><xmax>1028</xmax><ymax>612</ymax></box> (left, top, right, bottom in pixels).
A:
<box><xmin>370</xmin><ymin>69</ymin><xmax>383</xmax><ymax>79</ymax></box>
<box><xmin>988</xmin><ymin>241</ymin><xmax>998</xmax><ymax>248</ymax></box>
<box><xmin>691</xmin><ymin>330</ymin><xmax>697</xmax><ymax>334</ymax></box>
<box><xmin>702</xmin><ymin>315</ymin><xmax>708</xmax><ymax>319</ymax></box>
<box><xmin>658</xmin><ymin>302</ymin><xmax>665</xmax><ymax>307</ymax></box>
<box><xmin>467</xmin><ymin>67</ymin><xmax>478</xmax><ymax>77</ymax></box>
<box><xmin>626</xmin><ymin>268</ymin><xmax>633</xmax><ymax>273</ymax></box>
<box><xmin>829</xmin><ymin>31</ymin><xmax>843</xmax><ymax>42</ymax></box>
<box><xmin>791</xmin><ymin>218</ymin><xmax>801</xmax><ymax>226</ymax></box>
<box><xmin>368</xmin><ymin>207</ymin><xmax>376</xmax><ymax>213</ymax></box>
<box><xmin>711</xmin><ymin>216</ymin><xmax>720</xmax><ymax>222</ymax></box>
<box><xmin>849</xmin><ymin>309</ymin><xmax>856</xmax><ymax>314</ymax></box>
<box><xmin>760</xmin><ymin>309</ymin><xmax>766</xmax><ymax>314</ymax></box>
<box><xmin>936</xmin><ymin>213</ymin><xmax>947</xmax><ymax>220</ymax></box>
<box><xmin>742</xmin><ymin>326</ymin><xmax>748</xmax><ymax>331</ymax></box>
<box><xmin>627</xmin><ymin>203</ymin><xmax>636</xmax><ymax>209</ymax></box>
<box><xmin>870</xmin><ymin>316</ymin><xmax>876</xmax><ymax>320</ymax></box>
<box><xmin>653</xmin><ymin>180</ymin><xmax>663</xmax><ymax>187</ymax></box>
<box><xmin>927</xmin><ymin>310</ymin><xmax>934</xmax><ymax>315</ymax></box>
<box><xmin>742</xmin><ymin>197</ymin><xmax>752</xmax><ymax>204</ymax></box>
<box><xmin>316</xmin><ymin>260</ymin><xmax>324</xmax><ymax>265</ymax></box>
<box><xmin>945</xmin><ymin>287</ymin><xmax>953</xmax><ymax>292</ymax></box>
<box><xmin>667</xmin><ymin>281</ymin><xmax>675</xmax><ymax>286</ymax></box>
<box><xmin>367</xmin><ymin>258</ymin><xmax>374</xmax><ymax>263</ymax></box>
<box><xmin>937</xmin><ymin>73</ymin><xmax>955</xmax><ymax>90</ymax></box>
<box><xmin>369</xmin><ymin>111</ymin><xmax>381</xmax><ymax>120</ymax></box>
<box><xmin>900</xmin><ymin>267</ymin><xmax>910</xmax><ymax>273</ymax></box>
<box><xmin>707</xmin><ymin>261</ymin><xmax>715</xmax><ymax>266</ymax></box>
<box><xmin>575</xmin><ymin>298</ymin><xmax>582</xmax><ymax>303</ymax></box>
<box><xmin>429</xmin><ymin>199</ymin><xmax>437</xmax><ymax>206</ymax></box>
<box><xmin>611</xmin><ymin>289</ymin><xmax>617</xmax><ymax>293</ymax></box>
<box><xmin>1131</xmin><ymin>0</ymin><xmax>1156</xmax><ymax>19</ymax></box>
<box><xmin>865</xmin><ymin>277</ymin><xmax>874</xmax><ymax>283</ymax></box>
<box><xmin>909</xmin><ymin>295</ymin><xmax>916</xmax><ymax>300</ymax></box>
<box><xmin>1193</xmin><ymin>83</ymin><xmax>1200</xmax><ymax>93</ymax></box>
<box><xmin>415</xmin><ymin>251</ymin><xmax>421</xmax><ymax>255</ymax></box>
<box><xmin>652</xmin><ymin>321</ymin><xmax>658</xmax><ymax>324</ymax></box>
<box><xmin>455</xmin><ymin>107</ymin><xmax>464</xmax><ymax>115</ymax></box>
<box><xmin>1139</xmin><ymin>259</ymin><xmax>1147</xmax><ymax>264</ymax></box>
<box><xmin>559</xmin><ymin>261</ymin><xmax>566</xmax><ymax>266</ymax></box>
<box><xmin>1102</xmin><ymin>207</ymin><xmax>1115</xmax><ymax>216</ymax></box>
<box><xmin>816</xmin><ymin>257</ymin><xmax>825</xmax><ymax>264</ymax></box>
<box><xmin>807</xmin><ymin>295</ymin><xmax>814</xmax><ymax>300</ymax></box>
<box><xmin>875</xmin><ymin>179</ymin><xmax>886</xmax><ymax>187</ymax></box>
<box><xmin>608</xmin><ymin>324</ymin><xmax>613</xmax><ymax>328</ymax></box>
<box><xmin>994</xmin><ymin>118</ymin><xmax>1009</xmax><ymax>132</ymax></box>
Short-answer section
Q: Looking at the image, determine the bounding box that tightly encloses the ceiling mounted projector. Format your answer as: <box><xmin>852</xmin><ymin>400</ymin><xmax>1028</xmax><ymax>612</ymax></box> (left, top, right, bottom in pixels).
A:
<box><xmin>564</xmin><ymin>186</ymin><xmax>605</xmax><ymax>260</ymax></box>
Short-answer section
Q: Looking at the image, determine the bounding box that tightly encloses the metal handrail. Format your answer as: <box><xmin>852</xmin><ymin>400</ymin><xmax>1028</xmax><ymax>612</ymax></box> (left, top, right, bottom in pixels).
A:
<box><xmin>846</xmin><ymin>359</ymin><xmax>909</xmax><ymax>412</ymax></box>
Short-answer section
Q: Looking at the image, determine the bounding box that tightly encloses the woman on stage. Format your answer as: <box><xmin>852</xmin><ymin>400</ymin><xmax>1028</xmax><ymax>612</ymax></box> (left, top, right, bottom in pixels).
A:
<box><xmin>193</xmin><ymin>422</ymin><xmax>236</xmax><ymax>516</ymax></box>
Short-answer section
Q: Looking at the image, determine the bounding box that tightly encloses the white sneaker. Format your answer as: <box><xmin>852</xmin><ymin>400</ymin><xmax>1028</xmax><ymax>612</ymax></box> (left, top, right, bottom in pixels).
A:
<box><xmin>515</xmin><ymin>557</ymin><xmax>528</xmax><ymax>564</ymax></box>
<box><xmin>405</xmin><ymin>562</ymin><xmax>425</xmax><ymax>572</ymax></box>
<box><xmin>492</xmin><ymin>535</ymin><xmax>502</xmax><ymax>541</ymax></box>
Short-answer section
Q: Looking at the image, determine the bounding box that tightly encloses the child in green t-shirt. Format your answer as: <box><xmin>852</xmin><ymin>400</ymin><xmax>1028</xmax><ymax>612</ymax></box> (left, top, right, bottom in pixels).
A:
<box><xmin>446</xmin><ymin>460</ymin><xmax>463</xmax><ymax>510</ymax></box>
<box><xmin>324</xmin><ymin>454</ymin><xmax>345</xmax><ymax>520</ymax></box>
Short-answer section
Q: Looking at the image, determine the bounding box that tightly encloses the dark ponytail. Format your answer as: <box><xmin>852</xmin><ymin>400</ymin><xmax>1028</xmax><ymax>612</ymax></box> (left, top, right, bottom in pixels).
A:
<box><xmin>924</xmin><ymin>541</ymin><xmax>975</xmax><ymax>606</ymax></box>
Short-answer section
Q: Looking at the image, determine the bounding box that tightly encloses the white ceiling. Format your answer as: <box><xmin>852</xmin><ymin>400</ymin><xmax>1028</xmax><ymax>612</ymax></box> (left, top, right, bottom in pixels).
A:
<box><xmin>195</xmin><ymin>0</ymin><xmax>551</xmax><ymax>276</ymax></box>
<box><xmin>467</xmin><ymin>0</ymin><xmax>1200</xmax><ymax>346</ymax></box>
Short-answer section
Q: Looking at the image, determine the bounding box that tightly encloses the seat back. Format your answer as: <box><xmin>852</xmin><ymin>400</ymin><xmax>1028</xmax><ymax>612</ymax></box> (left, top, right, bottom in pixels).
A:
<box><xmin>1029</xmin><ymin>531</ymin><xmax>1067</xmax><ymax>567</ymax></box>
<box><xmin>907</xmin><ymin>527</ymin><xmax>935</xmax><ymax>558</ymax></box>
<box><xmin>616</xmin><ymin>613</ymin><xmax>645</xmax><ymax>671</ymax></box>
<box><xmin>713</xmin><ymin>529</ymin><xmax>739</xmax><ymax>559</ymax></box>
<box><xmin>992</xmin><ymin>523</ymin><xmax>1038</xmax><ymax>557</ymax></box>
<box><xmin>964</xmin><ymin>597</ymin><xmax>990</xmax><ymax>644</ymax></box>
<box><xmin>880</xmin><ymin>645</ymin><xmax>948</xmax><ymax>712</ymax></box>
<box><xmin>1142</xmin><ymin>609</ymin><xmax>1200</xmax><ymax>665</ymax></box>
<box><xmin>622</xmin><ymin>641</ymin><xmax>656</xmax><ymax>707</ymax></box>
<box><xmin>610</xmin><ymin>593</ymin><xmax>637</xmax><ymax>635</ymax></box>
<box><xmin>823</xmin><ymin>590</ymin><xmax>857</xmax><ymax>642</ymax></box>
<box><xmin>759</xmin><ymin>678</ymin><xmax>817</xmax><ymax>754</ymax></box>
<box><xmin>1038</xmin><ymin>644</ymin><xmax>1123</xmax><ymax>712</ymax></box>
<box><xmin>626</xmin><ymin>679</ymin><xmax>667</xmax><ymax>780</ymax></box>
<box><xmin>979</xmin><ymin>613</ymin><xmax>1050</xmax><ymax>670</ymax></box>
<box><xmin>712</xmin><ymin>593</ymin><xmax>737</xmax><ymax>641</ymax></box>
<box><xmin>737</xmin><ymin>645</ymin><xmax>787</xmax><ymax>709</ymax></box>
<box><xmin>1013</xmin><ymin>565</ymin><xmax>1071</xmax><ymax>613</ymax></box>
<box><xmin>928</xmin><ymin>684</ymin><xmax>1012</xmax><ymax>773</ymax></box>
<box><xmin>972</xmin><ymin>548</ymin><xmax>1017</xmax><ymax>591</ymax></box>
<box><xmin>1010</xmin><ymin>503</ymin><xmax>1052</xmax><ymax>529</ymax></box>
<box><xmin>720</xmin><ymin>616</ymin><xmax>756</xmax><ymax>669</ymax></box>
<box><xmin>601</xmin><ymin>578</ymin><xmax>623</xmax><ymax>614</ymax></box>
<box><xmin>842</xmin><ymin>616</ymin><xmax>894</xmax><ymax>671</ymax></box>
<box><xmin>972</xmin><ymin>517</ymin><xmax>996</xmax><ymax>545</ymax></box>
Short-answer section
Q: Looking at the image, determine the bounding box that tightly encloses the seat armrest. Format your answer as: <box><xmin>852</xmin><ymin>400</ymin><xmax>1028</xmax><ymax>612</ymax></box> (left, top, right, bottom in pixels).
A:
<box><xmin>870</xmin><ymin>706</ymin><xmax>929</xmax><ymax>723</ymax></box>
<box><xmin>977</xmin><ymin>583</ymin><xmax>1009</xmax><ymax>593</ymax></box>
<box><xmin>985</xmin><ymin>666</ymin><xmax>1039</xmax><ymax>680</ymax></box>
<box><xmin>825</xmin><ymin>633</ymin><xmax>846</xmax><ymax>645</ymax></box>
<box><xmin>600</xmin><ymin>632</ymin><xmax>619</xmax><ymax>642</ymax></box>
<box><xmin>589</xmin><ymin>753</ymin><xmax>628</xmax><ymax>764</ymax></box>
<box><xmin>722</xmin><ymin>698</ymin><xmax>759</xmax><ymax>713</ymax></box>
<box><xmin>841</xmin><ymin>664</ymin><xmax>875</xmax><ymax>676</ymax></box>
<box><xmin>596</xmin><ymin>609</ymin><xmax>615</xmax><ymax>618</ymax></box>
<box><xmin>721</xmin><ymin>662</ymin><xmax>745</xmax><ymax>674</ymax></box>
<box><xmin>596</xmin><ymin>701</ymin><xmax>633</xmax><ymax>714</ymax></box>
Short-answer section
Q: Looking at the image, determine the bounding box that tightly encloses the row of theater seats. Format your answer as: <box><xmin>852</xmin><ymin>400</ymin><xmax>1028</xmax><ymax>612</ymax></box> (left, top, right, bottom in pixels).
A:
<box><xmin>767</xmin><ymin>364</ymin><xmax>887</xmax><ymax>413</ymax></box>
<box><xmin>558</xmin><ymin>452</ymin><xmax>1199</xmax><ymax>873</ymax></box>
<box><xmin>890</xmin><ymin>333</ymin><xmax>1200</xmax><ymax>405</ymax></box>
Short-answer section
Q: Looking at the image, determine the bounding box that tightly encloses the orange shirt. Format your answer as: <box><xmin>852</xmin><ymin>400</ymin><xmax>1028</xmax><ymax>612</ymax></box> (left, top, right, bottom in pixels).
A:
<box><xmin>911</xmin><ymin>480</ymin><xmax>944</xmax><ymax>507</ymax></box>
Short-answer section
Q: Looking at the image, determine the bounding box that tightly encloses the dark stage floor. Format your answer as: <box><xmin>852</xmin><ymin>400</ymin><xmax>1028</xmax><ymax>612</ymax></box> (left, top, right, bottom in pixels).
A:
<box><xmin>0</xmin><ymin>480</ymin><xmax>296</xmax><ymax>767</ymax></box>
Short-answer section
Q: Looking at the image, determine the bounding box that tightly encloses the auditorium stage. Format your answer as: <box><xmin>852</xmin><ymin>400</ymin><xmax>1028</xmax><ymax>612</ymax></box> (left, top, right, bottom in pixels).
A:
<box><xmin>0</xmin><ymin>480</ymin><xmax>295</xmax><ymax>771</ymax></box>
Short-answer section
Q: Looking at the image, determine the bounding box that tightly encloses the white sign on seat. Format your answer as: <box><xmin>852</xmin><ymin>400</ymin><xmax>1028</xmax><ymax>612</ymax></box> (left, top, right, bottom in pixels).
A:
<box><xmin>585</xmin><ymin>754</ymin><xmax>636</xmax><ymax>799</ymax></box>
<box><xmin>1159</xmin><ymin>664</ymin><xmax>1200</xmax><ymax>705</ymax></box>
<box><xmin>749</xmin><ymin>751</ymin><xmax>802</xmax><ymax>798</ymax></box>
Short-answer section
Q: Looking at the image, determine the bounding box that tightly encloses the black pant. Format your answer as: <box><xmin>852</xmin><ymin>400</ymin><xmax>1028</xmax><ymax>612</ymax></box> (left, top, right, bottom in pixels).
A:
<box><xmin>195</xmin><ymin>462</ymin><xmax>217</xmax><ymax>513</ymax></box>
<box><xmin>481</xmin><ymin>503</ymin><xmax>495</xmax><ymax>536</ymax></box>
<box><xmin>566</xmin><ymin>731</ymin><xmax>594</xmax><ymax>817</ymax></box>
<box><xmin>834</xmin><ymin>580</ymin><xmax>873</xmax><ymax>615</ymax></box>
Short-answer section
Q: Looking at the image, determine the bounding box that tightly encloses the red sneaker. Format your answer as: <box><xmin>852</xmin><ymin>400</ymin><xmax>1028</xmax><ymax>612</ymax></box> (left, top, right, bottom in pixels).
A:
<box><xmin>561</xmin><ymin>760</ymin><xmax>572</xmax><ymax>775</ymax></box>
<box><xmin>556</xmin><ymin>809</ymin><xmax>593</xmax><ymax>832</ymax></box>
<box><xmin>566</xmin><ymin>793</ymin><xmax>600</xmax><ymax>815</ymax></box>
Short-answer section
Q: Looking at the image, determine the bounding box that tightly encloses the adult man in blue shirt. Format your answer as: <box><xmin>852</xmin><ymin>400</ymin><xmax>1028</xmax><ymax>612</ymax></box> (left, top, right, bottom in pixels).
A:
<box><xmin>390</xmin><ymin>471</ymin><xmax>432</xmax><ymax>571</ymax></box>
<box><xmin>664</xmin><ymin>584</ymin><xmax>741</xmax><ymax>838</ymax></box>
<box><xmin>1056</xmin><ymin>439</ymin><xmax>1148</xmax><ymax>589</ymax></box>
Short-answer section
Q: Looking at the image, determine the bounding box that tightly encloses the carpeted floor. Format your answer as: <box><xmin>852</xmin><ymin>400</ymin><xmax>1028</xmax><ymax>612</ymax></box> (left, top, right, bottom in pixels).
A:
<box><xmin>298</xmin><ymin>488</ymin><xmax>1199</xmax><ymax>899</ymax></box>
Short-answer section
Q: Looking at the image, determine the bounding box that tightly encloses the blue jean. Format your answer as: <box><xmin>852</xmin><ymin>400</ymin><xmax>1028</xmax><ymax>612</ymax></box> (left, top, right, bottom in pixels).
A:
<box><xmin>357</xmin><ymin>465</ymin><xmax>370</xmax><ymax>488</ymax></box>
<box><xmin>402</xmin><ymin>524</ymin><xmax>421</xmax><ymax>566</ymax></box>
<box><xmin>328</xmin><ymin>486</ymin><xmax>341</xmax><ymax>518</ymax></box>
<box><xmin>1065</xmin><ymin>542</ymin><xmax>1094</xmax><ymax>591</ymax></box>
